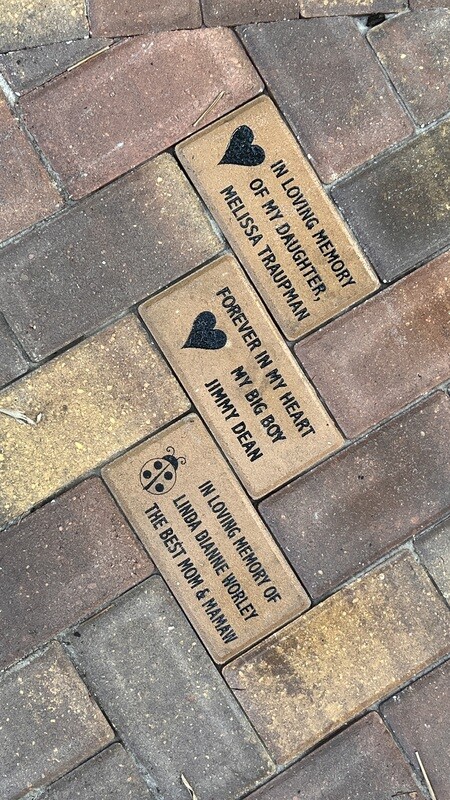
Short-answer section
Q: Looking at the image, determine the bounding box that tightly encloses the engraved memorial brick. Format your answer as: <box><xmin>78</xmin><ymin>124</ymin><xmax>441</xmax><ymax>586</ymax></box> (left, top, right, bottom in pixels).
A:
<box><xmin>224</xmin><ymin>554</ymin><xmax>450</xmax><ymax>763</ymax></box>
<box><xmin>103</xmin><ymin>414</ymin><xmax>309</xmax><ymax>662</ymax></box>
<box><xmin>139</xmin><ymin>255</ymin><xmax>344</xmax><ymax>498</ymax></box>
<box><xmin>177</xmin><ymin>97</ymin><xmax>378</xmax><ymax>341</ymax></box>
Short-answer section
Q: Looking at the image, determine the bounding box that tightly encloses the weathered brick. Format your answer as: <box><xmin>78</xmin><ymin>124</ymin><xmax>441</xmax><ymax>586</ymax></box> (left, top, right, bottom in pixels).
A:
<box><xmin>0</xmin><ymin>313</ymin><xmax>27</xmax><ymax>388</ymax></box>
<box><xmin>410</xmin><ymin>0</ymin><xmax>450</xmax><ymax>10</ymax></box>
<box><xmin>382</xmin><ymin>660</ymin><xmax>450</xmax><ymax>800</ymax></box>
<box><xmin>0</xmin><ymin>0</ymin><xmax>88</xmax><ymax>52</ymax></box>
<box><xmin>202</xmin><ymin>0</ymin><xmax>298</xmax><ymax>26</ymax></box>
<box><xmin>70</xmin><ymin>577</ymin><xmax>274</xmax><ymax>799</ymax></box>
<box><xmin>260</xmin><ymin>393</ymin><xmax>450</xmax><ymax>599</ymax></box>
<box><xmin>246</xmin><ymin>713</ymin><xmax>425</xmax><ymax>800</ymax></box>
<box><xmin>0</xmin><ymin>315</ymin><xmax>189</xmax><ymax>527</ymax></box>
<box><xmin>224</xmin><ymin>554</ymin><xmax>450</xmax><ymax>763</ymax></box>
<box><xmin>300</xmin><ymin>0</ymin><xmax>405</xmax><ymax>16</ymax></box>
<box><xmin>332</xmin><ymin>120</ymin><xmax>450</xmax><ymax>281</ymax></box>
<box><xmin>0</xmin><ymin>154</ymin><xmax>222</xmax><ymax>361</ymax></box>
<box><xmin>21</xmin><ymin>31</ymin><xmax>263</xmax><ymax>198</ymax></box>
<box><xmin>43</xmin><ymin>744</ymin><xmax>156</xmax><ymax>800</ymax></box>
<box><xmin>0</xmin><ymin>39</ymin><xmax>113</xmax><ymax>95</ymax></box>
<box><xmin>368</xmin><ymin>11</ymin><xmax>450</xmax><ymax>126</ymax></box>
<box><xmin>0</xmin><ymin>98</ymin><xmax>61</xmax><ymax>245</ymax></box>
<box><xmin>0</xmin><ymin>642</ymin><xmax>113</xmax><ymax>800</ymax></box>
<box><xmin>238</xmin><ymin>18</ymin><xmax>413</xmax><ymax>182</ymax></box>
<box><xmin>0</xmin><ymin>477</ymin><xmax>153</xmax><ymax>671</ymax></box>
<box><xmin>89</xmin><ymin>0</ymin><xmax>202</xmax><ymax>36</ymax></box>
<box><xmin>415</xmin><ymin>517</ymin><xmax>450</xmax><ymax>602</ymax></box>
<box><xmin>295</xmin><ymin>254</ymin><xmax>450</xmax><ymax>438</ymax></box>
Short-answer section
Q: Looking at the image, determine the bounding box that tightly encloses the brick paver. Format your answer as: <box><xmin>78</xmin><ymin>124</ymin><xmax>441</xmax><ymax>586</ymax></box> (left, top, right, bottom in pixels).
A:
<box><xmin>260</xmin><ymin>393</ymin><xmax>450</xmax><ymax>599</ymax></box>
<box><xmin>0</xmin><ymin>316</ymin><xmax>189</xmax><ymax>526</ymax></box>
<box><xmin>224</xmin><ymin>554</ymin><xmax>450</xmax><ymax>763</ymax></box>
<box><xmin>415</xmin><ymin>517</ymin><xmax>450</xmax><ymax>602</ymax></box>
<box><xmin>43</xmin><ymin>745</ymin><xmax>156</xmax><ymax>800</ymax></box>
<box><xmin>202</xmin><ymin>0</ymin><xmax>299</xmax><ymax>25</ymax></box>
<box><xmin>0</xmin><ymin>642</ymin><xmax>113</xmax><ymax>800</ymax></box>
<box><xmin>245</xmin><ymin>713</ymin><xmax>425</xmax><ymax>799</ymax></box>
<box><xmin>89</xmin><ymin>0</ymin><xmax>202</xmax><ymax>35</ymax></box>
<box><xmin>0</xmin><ymin>39</ymin><xmax>113</xmax><ymax>95</ymax></box>
<box><xmin>21</xmin><ymin>31</ymin><xmax>263</xmax><ymax>198</ymax></box>
<box><xmin>0</xmin><ymin>97</ymin><xmax>61</xmax><ymax>245</ymax></box>
<box><xmin>300</xmin><ymin>0</ymin><xmax>405</xmax><ymax>16</ymax></box>
<box><xmin>295</xmin><ymin>254</ymin><xmax>450</xmax><ymax>438</ymax></box>
<box><xmin>410</xmin><ymin>0</ymin><xmax>450</xmax><ymax>9</ymax></box>
<box><xmin>0</xmin><ymin>477</ymin><xmax>153</xmax><ymax>671</ymax></box>
<box><xmin>332</xmin><ymin>119</ymin><xmax>450</xmax><ymax>281</ymax></box>
<box><xmin>70</xmin><ymin>577</ymin><xmax>274</xmax><ymax>799</ymax></box>
<box><xmin>368</xmin><ymin>10</ymin><xmax>450</xmax><ymax>126</ymax></box>
<box><xmin>0</xmin><ymin>0</ymin><xmax>88</xmax><ymax>52</ymax></box>
<box><xmin>0</xmin><ymin>153</ymin><xmax>222</xmax><ymax>361</ymax></box>
<box><xmin>0</xmin><ymin>313</ymin><xmax>27</xmax><ymax>388</ymax></box>
<box><xmin>382</xmin><ymin>660</ymin><xmax>450</xmax><ymax>800</ymax></box>
<box><xmin>238</xmin><ymin>18</ymin><xmax>413</xmax><ymax>182</ymax></box>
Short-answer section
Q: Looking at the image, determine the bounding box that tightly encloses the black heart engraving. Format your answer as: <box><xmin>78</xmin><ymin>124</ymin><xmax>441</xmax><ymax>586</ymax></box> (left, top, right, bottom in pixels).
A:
<box><xmin>182</xmin><ymin>312</ymin><xmax>227</xmax><ymax>351</ymax></box>
<box><xmin>219</xmin><ymin>125</ymin><xmax>266</xmax><ymax>167</ymax></box>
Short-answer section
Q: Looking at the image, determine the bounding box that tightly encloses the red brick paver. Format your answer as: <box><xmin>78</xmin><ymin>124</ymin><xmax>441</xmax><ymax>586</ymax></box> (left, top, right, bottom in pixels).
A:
<box><xmin>415</xmin><ymin>516</ymin><xmax>450</xmax><ymax>603</ymax></box>
<box><xmin>0</xmin><ymin>477</ymin><xmax>153</xmax><ymax>671</ymax></box>
<box><xmin>260</xmin><ymin>393</ymin><xmax>450</xmax><ymax>599</ymax></box>
<box><xmin>0</xmin><ymin>97</ymin><xmax>61</xmax><ymax>244</ymax></box>
<box><xmin>300</xmin><ymin>0</ymin><xmax>405</xmax><ymax>16</ymax></box>
<box><xmin>238</xmin><ymin>18</ymin><xmax>413</xmax><ymax>182</ymax></box>
<box><xmin>202</xmin><ymin>0</ymin><xmax>299</xmax><ymax>25</ymax></box>
<box><xmin>295</xmin><ymin>253</ymin><xmax>450</xmax><ymax>438</ymax></box>
<box><xmin>89</xmin><ymin>0</ymin><xmax>202</xmax><ymax>36</ymax></box>
<box><xmin>21</xmin><ymin>31</ymin><xmax>263</xmax><ymax>198</ymax></box>
<box><xmin>0</xmin><ymin>643</ymin><xmax>113</xmax><ymax>800</ymax></box>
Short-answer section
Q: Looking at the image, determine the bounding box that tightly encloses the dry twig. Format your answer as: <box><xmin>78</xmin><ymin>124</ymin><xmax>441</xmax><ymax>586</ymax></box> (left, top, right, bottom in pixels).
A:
<box><xmin>193</xmin><ymin>91</ymin><xmax>225</xmax><ymax>127</ymax></box>
<box><xmin>181</xmin><ymin>773</ymin><xmax>199</xmax><ymax>800</ymax></box>
<box><xmin>415</xmin><ymin>752</ymin><xmax>437</xmax><ymax>800</ymax></box>
<box><xmin>0</xmin><ymin>408</ymin><xmax>42</xmax><ymax>426</ymax></box>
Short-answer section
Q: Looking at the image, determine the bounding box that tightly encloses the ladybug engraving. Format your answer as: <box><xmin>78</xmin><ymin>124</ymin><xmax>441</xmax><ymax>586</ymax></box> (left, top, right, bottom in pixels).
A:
<box><xmin>140</xmin><ymin>447</ymin><xmax>186</xmax><ymax>495</ymax></box>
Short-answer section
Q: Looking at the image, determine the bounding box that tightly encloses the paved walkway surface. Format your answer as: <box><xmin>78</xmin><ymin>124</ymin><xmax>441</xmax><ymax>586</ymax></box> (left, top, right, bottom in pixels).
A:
<box><xmin>0</xmin><ymin>3</ymin><xmax>449</xmax><ymax>799</ymax></box>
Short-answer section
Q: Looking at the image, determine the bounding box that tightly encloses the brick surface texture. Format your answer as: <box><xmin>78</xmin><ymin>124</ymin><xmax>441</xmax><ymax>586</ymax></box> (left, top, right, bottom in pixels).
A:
<box><xmin>415</xmin><ymin>516</ymin><xmax>450</xmax><ymax>603</ymax></box>
<box><xmin>0</xmin><ymin>477</ymin><xmax>153</xmax><ymax>671</ymax></box>
<box><xmin>382</xmin><ymin>660</ymin><xmax>450</xmax><ymax>800</ymax></box>
<box><xmin>0</xmin><ymin>316</ymin><xmax>189</xmax><ymax>526</ymax></box>
<box><xmin>70</xmin><ymin>577</ymin><xmax>274</xmax><ymax>800</ymax></box>
<box><xmin>0</xmin><ymin>153</ymin><xmax>223</xmax><ymax>361</ymax></box>
<box><xmin>21</xmin><ymin>31</ymin><xmax>263</xmax><ymax>198</ymax></box>
<box><xmin>238</xmin><ymin>18</ymin><xmax>413</xmax><ymax>182</ymax></box>
<box><xmin>245</xmin><ymin>713</ymin><xmax>425</xmax><ymax>800</ymax></box>
<box><xmin>300</xmin><ymin>0</ymin><xmax>405</xmax><ymax>16</ymax></box>
<box><xmin>295</xmin><ymin>255</ymin><xmax>450</xmax><ymax>438</ymax></box>
<box><xmin>224</xmin><ymin>554</ymin><xmax>450</xmax><ymax>763</ymax></box>
<box><xmin>260</xmin><ymin>393</ymin><xmax>450</xmax><ymax>599</ymax></box>
<box><xmin>0</xmin><ymin>98</ymin><xmax>61</xmax><ymax>245</ymax></box>
<box><xmin>203</xmin><ymin>0</ymin><xmax>299</xmax><ymax>26</ymax></box>
<box><xmin>0</xmin><ymin>0</ymin><xmax>88</xmax><ymax>52</ymax></box>
<box><xmin>0</xmin><ymin>313</ymin><xmax>27</xmax><ymax>388</ymax></box>
<box><xmin>0</xmin><ymin>643</ymin><xmax>113</xmax><ymax>799</ymax></box>
<box><xmin>89</xmin><ymin>0</ymin><xmax>202</xmax><ymax>35</ymax></box>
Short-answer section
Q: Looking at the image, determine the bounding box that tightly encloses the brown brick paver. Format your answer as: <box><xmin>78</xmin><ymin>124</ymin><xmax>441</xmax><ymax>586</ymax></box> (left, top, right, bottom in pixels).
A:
<box><xmin>0</xmin><ymin>314</ymin><xmax>27</xmax><ymax>388</ymax></box>
<box><xmin>70</xmin><ymin>577</ymin><xmax>274</xmax><ymax>800</ymax></box>
<box><xmin>0</xmin><ymin>316</ymin><xmax>189</xmax><ymax>526</ymax></box>
<box><xmin>43</xmin><ymin>745</ymin><xmax>156</xmax><ymax>800</ymax></box>
<box><xmin>0</xmin><ymin>39</ymin><xmax>113</xmax><ymax>95</ymax></box>
<box><xmin>415</xmin><ymin>517</ymin><xmax>450</xmax><ymax>603</ymax></box>
<box><xmin>202</xmin><ymin>0</ymin><xmax>299</xmax><ymax>25</ymax></box>
<box><xmin>223</xmin><ymin>554</ymin><xmax>450</xmax><ymax>763</ymax></box>
<box><xmin>0</xmin><ymin>477</ymin><xmax>153</xmax><ymax>671</ymax></box>
<box><xmin>295</xmin><ymin>253</ymin><xmax>450</xmax><ymax>438</ymax></box>
<box><xmin>0</xmin><ymin>97</ymin><xmax>61</xmax><ymax>245</ymax></box>
<box><xmin>238</xmin><ymin>18</ymin><xmax>413</xmax><ymax>183</ymax></box>
<box><xmin>300</xmin><ymin>0</ymin><xmax>405</xmax><ymax>16</ymax></box>
<box><xmin>332</xmin><ymin>120</ymin><xmax>450</xmax><ymax>281</ymax></box>
<box><xmin>410</xmin><ymin>0</ymin><xmax>450</xmax><ymax>9</ymax></box>
<box><xmin>0</xmin><ymin>642</ymin><xmax>113</xmax><ymax>800</ymax></box>
<box><xmin>382</xmin><ymin>660</ymin><xmax>450</xmax><ymax>800</ymax></box>
<box><xmin>0</xmin><ymin>153</ymin><xmax>222</xmax><ymax>361</ymax></box>
<box><xmin>368</xmin><ymin>11</ymin><xmax>450</xmax><ymax>126</ymax></box>
<box><xmin>245</xmin><ymin>713</ymin><xmax>425</xmax><ymax>799</ymax></box>
<box><xmin>0</xmin><ymin>0</ymin><xmax>88</xmax><ymax>53</ymax></box>
<box><xmin>260</xmin><ymin>393</ymin><xmax>450</xmax><ymax>599</ymax></box>
<box><xmin>21</xmin><ymin>31</ymin><xmax>263</xmax><ymax>198</ymax></box>
<box><xmin>90</xmin><ymin>1</ymin><xmax>202</xmax><ymax>36</ymax></box>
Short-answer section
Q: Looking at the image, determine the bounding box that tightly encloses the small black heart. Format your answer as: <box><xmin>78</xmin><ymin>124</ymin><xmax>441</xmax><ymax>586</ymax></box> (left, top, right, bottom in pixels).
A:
<box><xmin>219</xmin><ymin>125</ymin><xmax>266</xmax><ymax>167</ymax></box>
<box><xmin>182</xmin><ymin>311</ymin><xmax>227</xmax><ymax>351</ymax></box>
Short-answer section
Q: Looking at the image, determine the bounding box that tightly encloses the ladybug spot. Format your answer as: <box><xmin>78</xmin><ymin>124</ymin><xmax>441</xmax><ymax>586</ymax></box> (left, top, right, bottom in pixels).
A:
<box><xmin>164</xmin><ymin>471</ymin><xmax>173</xmax><ymax>480</ymax></box>
<box><xmin>155</xmin><ymin>483</ymin><xmax>164</xmax><ymax>493</ymax></box>
<box><xmin>154</xmin><ymin>460</ymin><xmax>163</xmax><ymax>470</ymax></box>
<box><xmin>143</xmin><ymin>470</ymin><xmax>152</xmax><ymax>479</ymax></box>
